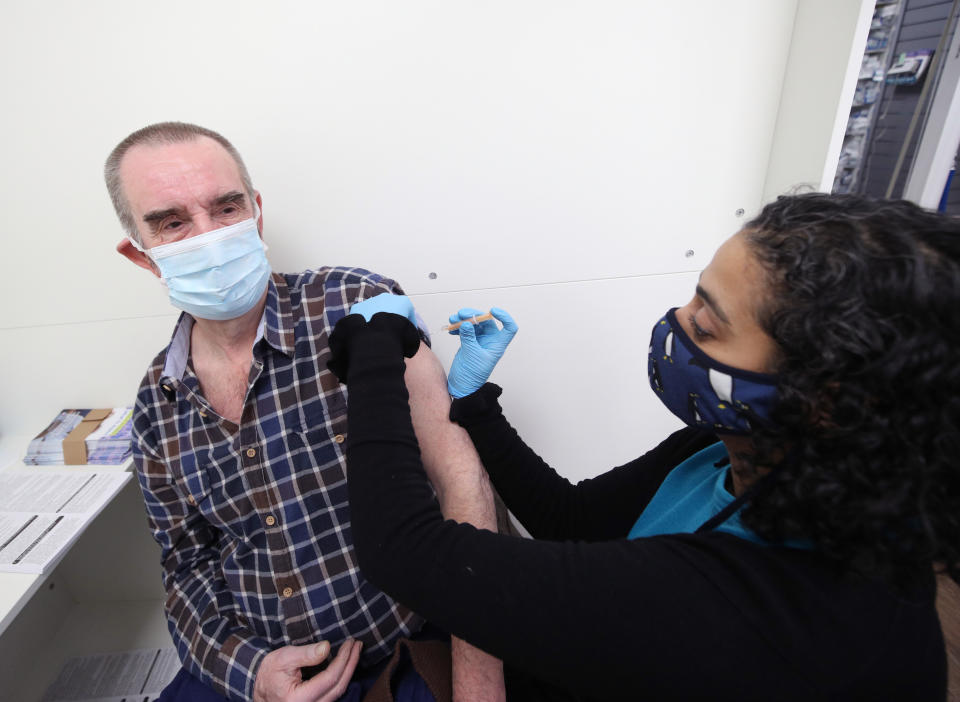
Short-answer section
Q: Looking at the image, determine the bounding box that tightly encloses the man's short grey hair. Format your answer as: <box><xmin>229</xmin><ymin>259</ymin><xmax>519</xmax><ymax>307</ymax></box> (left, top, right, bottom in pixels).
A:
<box><xmin>104</xmin><ymin>121</ymin><xmax>256</xmax><ymax>244</ymax></box>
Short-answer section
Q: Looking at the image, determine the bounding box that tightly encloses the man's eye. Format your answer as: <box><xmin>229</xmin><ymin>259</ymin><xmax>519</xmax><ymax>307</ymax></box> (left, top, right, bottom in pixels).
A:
<box><xmin>221</xmin><ymin>205</ymin><xmax>237</xmax><ymax>215</ymax></box>
<box><xmin>163</xmin><ymin>220</ymin><xmax>184</xmax><ymax>231</ymax></box>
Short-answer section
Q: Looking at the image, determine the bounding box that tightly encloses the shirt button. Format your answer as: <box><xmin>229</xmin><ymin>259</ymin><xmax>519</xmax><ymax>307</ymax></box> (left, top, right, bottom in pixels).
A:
<box><xmin>334</xmin><ymin>434</ymin><xmax>345</xmax><ymax>444</ymax></box>
<box><xmin>198</xmin><ymin>409</ymin><xmax>207</xmax><ymax>418</ymax></box>
<box><xmin>186</xmin><ymin>495</ymin><xmax>196</xmax><ymax>506</ymax></box>
<box><xmin>265</xmin><ymin>515</ymin><xmax>276</xmax><ymax>526</ymax></box>
<box><xmin>246</xmin><ymin>448</ymin><xmax>257</xmax><ymax>458</ymax></box>
<box><xmin>162</xmin><ymin>384</ymin><xmax>172</xmax><ymax>392</ymax></box>
<box><xmin>282</xmin><ymin>586</ymin><xmax>294</xmax><ymax>598</ymax></box>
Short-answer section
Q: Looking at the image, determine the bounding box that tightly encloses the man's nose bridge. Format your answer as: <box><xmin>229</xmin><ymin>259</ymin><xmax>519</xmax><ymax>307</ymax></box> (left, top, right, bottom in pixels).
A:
<box><xmin>193</xmin><ymin>211</ymin><xmax>219</xmax><ymax>236</ymax></box>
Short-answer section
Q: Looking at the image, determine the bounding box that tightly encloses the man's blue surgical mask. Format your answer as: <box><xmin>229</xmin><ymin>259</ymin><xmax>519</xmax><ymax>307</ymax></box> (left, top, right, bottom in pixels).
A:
<box><xmin>648</xmin><ymin>308</ymin><xmax>779</xmax><ymax>435</ymax></box>
<box><xmin>131</xmin><ymin>208</ymin><xmax>271</xmax><ymax>321</ymax></box>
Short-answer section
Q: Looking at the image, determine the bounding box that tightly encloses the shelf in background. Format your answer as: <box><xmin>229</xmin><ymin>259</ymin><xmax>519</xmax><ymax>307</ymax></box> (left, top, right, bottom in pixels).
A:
<box><xmin>0</xmin><ymin>469</ymin><xmax>166</xmax><ymax>701</ymax></box>
<box><xmin>0</xmin><ymin>436</ymin><xmax>135</xmax><ymax>636</ymax></box>
<box><xmin>1</xmin><ymin>597</ymin><xmax>168</xmax><ymax>702</ymax></box>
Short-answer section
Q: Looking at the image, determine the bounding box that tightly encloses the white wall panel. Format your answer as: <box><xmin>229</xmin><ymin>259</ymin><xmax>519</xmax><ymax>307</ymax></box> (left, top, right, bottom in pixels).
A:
<box><xmin>1</xmin><ymin>1</ymin><xmax>797</xmax><ymax>331</ymax></box>
<box><xmin>0</xmin><ymin>1</ymin><xmax>868</xmax><ymax>479</ymax></box>
<box><xmin>0</xmin><ymin>316</ymin><xmax>176</xmax><ymax>438</ymax></box>
<box><xmin>413</xmin><ymin>273</ymin><xmax>694</xmax><ymax>482</ymax></box>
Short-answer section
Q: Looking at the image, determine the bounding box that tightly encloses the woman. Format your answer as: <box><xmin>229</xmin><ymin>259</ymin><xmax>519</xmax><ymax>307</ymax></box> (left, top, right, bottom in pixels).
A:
<box><xmin>327</xmin><ymin>194</ymin><xmax>959</xmax><ymax>700</ymax></box>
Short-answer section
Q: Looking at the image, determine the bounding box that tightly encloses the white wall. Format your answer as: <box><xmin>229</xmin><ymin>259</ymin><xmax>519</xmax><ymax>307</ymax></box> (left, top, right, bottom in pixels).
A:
<box><xmin>0</xmin><ymin>1</ymin><xmax>869</xmax><ymax>482</ymax></box>
<box><xmin>763</xmin><ymin>0</ymin><xmax>874</xmax><ymax>200</ymax></box>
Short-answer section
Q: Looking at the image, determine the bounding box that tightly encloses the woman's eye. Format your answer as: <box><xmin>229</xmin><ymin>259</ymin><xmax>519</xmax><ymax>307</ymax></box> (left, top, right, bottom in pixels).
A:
<box><xmin>689</xmin><ymin>314</ymin><xmax>712</xmax><ymax>339</ymax></box>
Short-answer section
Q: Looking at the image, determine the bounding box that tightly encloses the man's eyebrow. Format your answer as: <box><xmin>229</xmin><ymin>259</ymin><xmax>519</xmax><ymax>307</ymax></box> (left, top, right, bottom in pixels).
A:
<box><xmin>696</xmin><ymin>283</ymin><xmax>731</xmax><ymax>325</ymax></box>
<box><xmin>142</xmin><ymin>192</ymin><xmax>247</xmax><ymax>230</ymax></box>
<box><xmin>142</xmin><ymin>207</ymin><xmax>182</xmax><ymax>228</ymax></box>
<box><xmin>211</xmin><ymin>191</ymin><xmax>247</xmax><ymax>208</ymax></box>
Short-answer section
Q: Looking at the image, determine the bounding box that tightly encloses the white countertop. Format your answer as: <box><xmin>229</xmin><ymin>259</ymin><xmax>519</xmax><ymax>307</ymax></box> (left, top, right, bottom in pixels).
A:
<box><xmin>0</xmin><ymin>434</ymin><xmax>133</xmax><ymax>636</ymax></box>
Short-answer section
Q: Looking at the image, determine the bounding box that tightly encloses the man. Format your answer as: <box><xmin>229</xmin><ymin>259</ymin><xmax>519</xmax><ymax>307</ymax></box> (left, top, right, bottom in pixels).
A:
<box><xmin>106</xmin><ymin>122</ymin><xmax>504</xmax><ymax>702</ymax></box>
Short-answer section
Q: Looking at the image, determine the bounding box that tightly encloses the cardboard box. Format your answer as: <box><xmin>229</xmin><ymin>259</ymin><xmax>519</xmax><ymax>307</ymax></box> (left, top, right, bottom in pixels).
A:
<box><xmin>62</xmin><ymin>409</ymin><xmax>113</xmax><ymax>465</ymax></box>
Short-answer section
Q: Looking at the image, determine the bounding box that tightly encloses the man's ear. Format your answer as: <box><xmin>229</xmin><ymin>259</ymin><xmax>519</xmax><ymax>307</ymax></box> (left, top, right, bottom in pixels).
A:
<box><xmin>254</xmin><ymin>191</ymin><xmax>264</xmax><ymax>238</ymax></box>
<box><xmin>117</xmin><ymin>238</ymin><xmax>160</xmax><ymax>277</ymax></box>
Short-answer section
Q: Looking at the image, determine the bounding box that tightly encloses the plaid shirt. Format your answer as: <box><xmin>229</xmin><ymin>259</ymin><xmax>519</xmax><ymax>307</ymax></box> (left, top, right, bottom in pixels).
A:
<box><xmin>132</xmin><ymin>268</ymin><xmax>424</xmax><ymax>701</ymax></box>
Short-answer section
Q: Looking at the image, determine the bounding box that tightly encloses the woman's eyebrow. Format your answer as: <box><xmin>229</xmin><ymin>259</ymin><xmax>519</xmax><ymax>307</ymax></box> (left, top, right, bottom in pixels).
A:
<box><xmin>696</xmin><ymin>283</ymin><xmax>731</xmax><ymax>324</ymax></box>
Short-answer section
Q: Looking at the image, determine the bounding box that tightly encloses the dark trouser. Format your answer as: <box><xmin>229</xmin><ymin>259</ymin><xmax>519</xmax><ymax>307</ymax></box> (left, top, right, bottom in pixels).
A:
<box><xmin>158</xmin><ymin>658</ymin><xmax>583</xmax><ymax>702</ymax></box>
<box><xmin>504</xmin><ymin>665</ymin><xmax>584</xmax><ymax>702</ymax></box>
<box><xmin>156</xmin><ymin>661</ymin><xmax>435</xmax><ymax>702</ymax></box>
<box><xmin>155</xmin><ymin>668</ymin><xmax>228</xmax><ymax>702</ymax></box>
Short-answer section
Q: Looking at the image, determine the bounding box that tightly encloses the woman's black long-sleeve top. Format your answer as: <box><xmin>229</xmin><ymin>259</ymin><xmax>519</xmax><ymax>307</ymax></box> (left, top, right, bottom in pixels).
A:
<box><xmin>330</xmin><ymin>313</ymin><xmax>945</xmax><ymax>701</ymax></box>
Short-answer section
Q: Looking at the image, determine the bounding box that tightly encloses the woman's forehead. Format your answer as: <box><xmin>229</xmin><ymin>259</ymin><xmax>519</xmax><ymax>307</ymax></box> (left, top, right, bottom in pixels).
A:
<box><xmin>700</xmin><ymin>233</ymin><xmax>767</xmax><ymax>325</ymax></box>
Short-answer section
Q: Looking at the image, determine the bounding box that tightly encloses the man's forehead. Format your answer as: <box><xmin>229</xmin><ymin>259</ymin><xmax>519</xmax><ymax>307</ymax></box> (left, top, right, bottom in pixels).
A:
<box><xmin>120</xmin><ymin>136</ymin><xmax>245</xmax><ymax>211</ymax></box>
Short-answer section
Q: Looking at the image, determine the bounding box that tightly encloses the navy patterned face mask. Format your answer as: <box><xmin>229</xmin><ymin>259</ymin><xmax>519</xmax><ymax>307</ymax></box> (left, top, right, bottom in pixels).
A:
<box><xmin>648</xmin><ymin>308</ymin><xmax>779</xmax><ymax>435</ymax></box>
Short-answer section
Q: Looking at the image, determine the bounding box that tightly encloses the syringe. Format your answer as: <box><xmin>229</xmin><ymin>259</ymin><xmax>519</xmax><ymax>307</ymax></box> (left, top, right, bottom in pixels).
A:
<box><xmin>441</xmin><ymin>312</ymin><xmax>494</xmax><ymax>332</ymax></box>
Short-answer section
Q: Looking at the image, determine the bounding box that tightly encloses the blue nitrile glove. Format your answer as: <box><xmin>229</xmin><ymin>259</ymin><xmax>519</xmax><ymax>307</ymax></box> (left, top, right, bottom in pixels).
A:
<box><xmin>350</xmin><ymin>293</ymin><xmax>418</xmax><ymax>326</ymax></box>
<box><xmin>446</xmin><ymin>307</ymin><xmax>518</xmax><ymax>398</ymax></box>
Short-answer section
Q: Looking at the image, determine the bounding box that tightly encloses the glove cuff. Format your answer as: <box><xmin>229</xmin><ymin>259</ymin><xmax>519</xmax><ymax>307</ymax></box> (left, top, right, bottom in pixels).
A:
<box><xmin>448</xmin><ymin>383</ymin><xmax>504</xmax><ymax>426</ymax></box>
<box><xmin>327</xmin><ymin>312</ymin><xmax>422</xmax><ymax>383</ymax></box>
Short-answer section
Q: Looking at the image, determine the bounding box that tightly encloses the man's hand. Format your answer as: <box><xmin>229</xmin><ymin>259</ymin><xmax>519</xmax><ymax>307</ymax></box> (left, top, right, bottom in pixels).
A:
<box><xmin>253</xmin><ymin>640</ymin><xmax>362</xmax><ymax>702</ymax></box>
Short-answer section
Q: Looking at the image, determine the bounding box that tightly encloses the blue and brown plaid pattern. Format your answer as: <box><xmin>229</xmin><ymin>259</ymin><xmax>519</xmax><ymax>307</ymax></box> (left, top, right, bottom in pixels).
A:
<box><xmin>132</xmin><ymin>268</ymin><xmax>423</xmax><ymax>701</ymax></box>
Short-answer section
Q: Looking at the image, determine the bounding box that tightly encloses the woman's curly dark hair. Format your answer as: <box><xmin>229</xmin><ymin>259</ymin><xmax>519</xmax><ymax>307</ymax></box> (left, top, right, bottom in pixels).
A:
<box><xmin>738</xmin><ymin>193</ymin><xmax>960</xmax><ymax>588</ymax></box>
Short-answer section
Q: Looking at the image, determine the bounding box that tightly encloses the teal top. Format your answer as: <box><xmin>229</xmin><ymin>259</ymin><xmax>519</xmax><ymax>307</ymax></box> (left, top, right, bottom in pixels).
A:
<box><xmin>627</xmin><ymin>441</ymin><xmax>809</xmax><ymax>549</ymax></box>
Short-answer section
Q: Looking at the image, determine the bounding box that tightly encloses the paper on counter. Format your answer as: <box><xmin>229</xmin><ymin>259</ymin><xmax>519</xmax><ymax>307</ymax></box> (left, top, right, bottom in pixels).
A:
<box><xmin>0</xmin><ymin>470</ymin><xmax>131</xmax><ymax>574</ymax></box>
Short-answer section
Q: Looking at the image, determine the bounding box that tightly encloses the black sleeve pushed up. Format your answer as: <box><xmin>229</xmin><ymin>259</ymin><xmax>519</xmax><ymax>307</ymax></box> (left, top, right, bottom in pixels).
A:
<box><xmin>449</xmin><ymin>385</ymin><xmax>716</xmax><ymax>541</ymax></box>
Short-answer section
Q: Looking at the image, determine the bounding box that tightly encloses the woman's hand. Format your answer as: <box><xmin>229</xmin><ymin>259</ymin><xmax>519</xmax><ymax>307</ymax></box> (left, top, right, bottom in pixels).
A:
<box><xmin>446</xmin><ymin>307</ymin><xmax>518</xmax><ymax>398</ymax></box>
<box><xmin>349</xmin><ymin>292</ymin><xmax>417</xmax><ymax>325</ymax></box>
<box><xmin>327</xmin><ymin>294</ymin><xmax>421</xmax><ymax>384</ymax></box>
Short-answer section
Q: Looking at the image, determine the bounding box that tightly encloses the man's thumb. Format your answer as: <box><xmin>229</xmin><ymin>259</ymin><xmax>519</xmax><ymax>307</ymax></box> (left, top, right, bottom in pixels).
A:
<box><xmin>278</xmin><ymin>641</ymin><xmax>331</xmax><ymax>668</ymax></box>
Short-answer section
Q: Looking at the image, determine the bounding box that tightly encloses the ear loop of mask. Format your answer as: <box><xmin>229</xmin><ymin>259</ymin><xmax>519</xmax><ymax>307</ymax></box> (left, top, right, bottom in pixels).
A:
<box><xmin>695</xmin><ymin>446</ymin><xmax>797</xmax><ymax>534</ymax></box>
